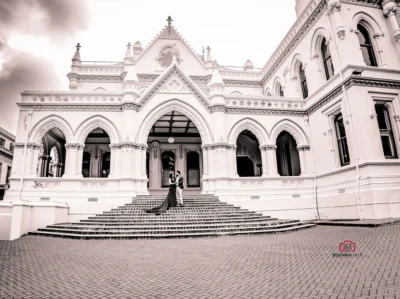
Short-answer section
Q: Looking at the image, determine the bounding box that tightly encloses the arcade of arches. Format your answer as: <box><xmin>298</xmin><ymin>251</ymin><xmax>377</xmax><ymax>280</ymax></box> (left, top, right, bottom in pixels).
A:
<box><xmin>34</xmin><ymin>118</ymin><xmax>304</xmax><ymax>182</ymax></box>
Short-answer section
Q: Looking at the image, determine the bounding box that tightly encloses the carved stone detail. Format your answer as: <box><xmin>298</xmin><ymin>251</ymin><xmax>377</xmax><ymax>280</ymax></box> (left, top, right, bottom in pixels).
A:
<box><xmin>81</xmin><ymin>182</ymin><xmax>108</xmax><ymax>189</ymax></box>
<box><xmin>32</xmin><ymin>181</ymin><xmax>60</xmax><ymax>189</ymax></box>
<box><xmin>201</xmin><ymin>143</ymin><xmax>236</xmax><ymax>150</ymax></box>
<box><xmin>65</xmin><ymin>143</ymin><xmax>85</xmax><ymax>150</ymax></box>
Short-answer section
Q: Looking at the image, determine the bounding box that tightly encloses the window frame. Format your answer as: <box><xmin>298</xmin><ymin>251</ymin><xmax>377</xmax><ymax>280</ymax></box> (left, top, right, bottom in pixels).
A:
<box><xmin>321</xmin><ymin>37</ymin><xmax>334</xmax><ymax>80</ymax></box>
<box><xmin>374</xmin><ymin>103</ymin><xmax>398</xmax><ymax>159</ymax></box>
<box><xmin>357</xmin><ymin>23</ymin><xmax>378</xmax><ymax>67</ymax></box>
<box><xmin>299</xmin><ymin>63</ymin><xmax>308</xmax><ymax>99</ymax></box>
<box><xmin>334</xmin><ymin>113</ymin><xmax>351</xmax><ymax>166</ymax></box>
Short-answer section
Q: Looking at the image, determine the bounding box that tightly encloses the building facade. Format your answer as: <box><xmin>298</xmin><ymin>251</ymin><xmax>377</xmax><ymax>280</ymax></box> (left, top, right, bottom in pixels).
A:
<box><xmin>0</xmin><ymin>128</ymin><xmax>15</xmax><ymax>201</ymax></box>
<box><xmin>1</xmin><ymin>0</ymin><xmax>400</xmax><ymax>240</ymax></box>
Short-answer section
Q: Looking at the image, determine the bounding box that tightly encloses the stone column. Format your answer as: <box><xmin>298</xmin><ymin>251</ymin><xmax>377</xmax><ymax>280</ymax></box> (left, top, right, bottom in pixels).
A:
<box><xmin>25</xmin><ymin>145</ymin><xmax>34</xmax><ymax>177</ymax></box>
<box><xmin>297</xmin><ymin>145</ymin><xmax>310</xmax><ymax>175</ymax></box>
<box><xmin>292</xmin><ymin>76</ymin><xmax>300</xmax><ymax>97</ymax></box>
<box><xmin>373</xmin><ymin>34</ymin><xmax>386</xmax><ymax>67</ymax></box>
<box><xmin>201</xmin><ymin>146</ymin><xmax>208</xmax><ymax>179</ymax></box>
<box><xmin>265</xmin><ymin>145</ymin><xmax>278</xmax><ymax>176</ymax></box>
<box><xmin>198</xmin><ymin>149</ymin><xmax>203</xmax><ymax>181</ymax></box>
<box><xmin>233</xmin><ymin>146</ymin><xmax>238</xmax><ymax>177</ymax></box>
<box><xmin>327</xmin><ymin>0</ymin><xmax>345</xmax><ymax>40</ymax></box>
<box><xmin>141</xmin><ymin>145</ymin><xmax>147</xmax><ymax>177</ymax></box>
<box><xmin>383</xmin><ymin>1</ymin><xmax>400</xmax><ymax>44</ymax></box>
<box><xmin>394</xmin><ymin>115</ymin><xmax>400</xmax><ymax>138</ymax></box>
<box><xmin>260</xmin><ymin>145</ymin><xmax>268</xmax><ymax>177</ymax></box>
<box><xmin>108</xmin><ymin>144</ymin><xmax>118</xmax><ymax>178</ymax></box>
<box><xmin>30</xmin><ymin>144</ymin><xmax>41</xmax><ymax>177</ymax></box>
<box><xmin>327</xmin><ymin>128</ymin><xmax>338</xmax><ymax>168</ymax></box>
<box><xmin>63</xmin><ymin>143</ymin><xmax>81</xmax><ymax>178</ymax></box>
<box><xmin>76</xmin><ymin>144</ymin><xmax>84</xmax><ymax>178</ymax></box>
<box><xmin>208</xmin><ymin>146</ymin><xmax>215</xmax><ymax>178</ymax></box>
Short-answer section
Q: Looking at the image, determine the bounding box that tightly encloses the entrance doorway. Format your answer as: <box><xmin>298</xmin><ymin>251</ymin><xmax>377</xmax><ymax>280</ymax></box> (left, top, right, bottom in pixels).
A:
<box><xmin>146</xmin><ymin>111</ymin><xmax>203</xmax><ymax>192</ymax></box>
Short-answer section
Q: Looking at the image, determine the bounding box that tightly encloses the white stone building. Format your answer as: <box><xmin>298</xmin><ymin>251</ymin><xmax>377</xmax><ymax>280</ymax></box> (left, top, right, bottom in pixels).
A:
<box><xmin>0</xmin><ymin>127</ymin><xmax>15</xmax><ymax>201</ymax></box>
<box><xmin>1</xmin><ymin>0</ymin><xmax>400</xmax><ymax>240</ymax></box>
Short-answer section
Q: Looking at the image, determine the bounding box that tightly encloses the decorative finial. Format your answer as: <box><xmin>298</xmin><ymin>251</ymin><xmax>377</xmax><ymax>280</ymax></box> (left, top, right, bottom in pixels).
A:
<box><xmin>127</xmin><ymin>42</ymin><xmax>132</xmax><ymax>49</ymax></box>
<box><xmin>76</xmin><ymin>43</ymin><xmax>81</xmax><ymax>51</ymax></box>
<box><xmin>206</xmin><ymin>46</ymin><xmax>211</xmax><ymax>53</ymax></box>
<box><xmin>167</xmin><ymin>16</ymin><xmax>173</xmax><ymax>27</ymax></box>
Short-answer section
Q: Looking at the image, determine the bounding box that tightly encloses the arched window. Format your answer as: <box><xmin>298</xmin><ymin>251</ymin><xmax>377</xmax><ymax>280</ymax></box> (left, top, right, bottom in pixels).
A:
<box><xmin>276</xmin><ymin>131</ymin><xmax>301</xmax><ymax>176</ymax></box>
<box><xmin>299</xmin><ymin>63</ymin><xmax>308</xmax><ymax>99</ymax></box>
<box><xmin>235</xmin><ymin>130</ymin><xmax>262</xmax><ymax>177</ymax></box>
<box><xmin>82</xmin><ymin>128</ymin><xmax>111</xmax><ymax>178</ymax></box>
<box><xmin>276</xmin><ymin>82</ymin><xmax>284</xmax><ymax>97</ymax></box>
<box><xmin>375</xmin><ymin>104</ymin><xmax>397</xmax><ymax>158</ymax></box>
<box><xmin>357</xmin><ymin>24</ymin><xmax>377</xmax><ymax>67</ymax></box>
<box><xmin>321</xmin><ymin>37</ymin><xmax>334</xmax><ymax>80</ymax></box>
<box><xmin>38</xmin><ymin>128</ymin><xmax>66</xmax><ymax>177</ymax></box>
<box><xmin>334</xmin><ymin>114</ymin><xmax>350</xmax><ymax>166</ymax></box>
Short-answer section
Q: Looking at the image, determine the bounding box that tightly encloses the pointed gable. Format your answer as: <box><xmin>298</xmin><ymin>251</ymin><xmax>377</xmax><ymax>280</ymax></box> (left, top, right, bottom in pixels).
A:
<box><xmin>134</xmin><ymin>24</ymin><xmax>206</xmax><ymax>76</ymax></box>
<box><xmin>138</xmin><ymin>64</ymin><xmax>210</xmax><ymax>111</ymax></box>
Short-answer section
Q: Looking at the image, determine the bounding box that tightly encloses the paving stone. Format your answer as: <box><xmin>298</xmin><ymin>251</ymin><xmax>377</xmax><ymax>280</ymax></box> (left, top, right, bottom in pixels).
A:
<box><xmin>1</xmin><ymin>225</ymin><xmax>400</xmax><ymax>298</ymax></box>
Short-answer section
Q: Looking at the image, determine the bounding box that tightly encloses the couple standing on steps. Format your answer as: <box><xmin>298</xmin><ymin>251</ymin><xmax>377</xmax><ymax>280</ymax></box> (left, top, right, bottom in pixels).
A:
<box><xmin>145</xmin><ymin>171</ymin><xmax>184</xmax><ymax>215</ymax></box>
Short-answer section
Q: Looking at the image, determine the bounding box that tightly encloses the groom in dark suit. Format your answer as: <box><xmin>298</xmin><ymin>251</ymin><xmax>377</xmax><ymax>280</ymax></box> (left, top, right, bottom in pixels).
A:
<box><xmin>176</xmin><ymin>171</ymin><xmax>184</xmax><ymax>207</ymax></box>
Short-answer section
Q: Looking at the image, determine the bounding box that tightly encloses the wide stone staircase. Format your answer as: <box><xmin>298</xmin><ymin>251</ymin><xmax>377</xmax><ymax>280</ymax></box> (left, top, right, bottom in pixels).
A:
<box><xmin>29</xmin><ymin>195</ymin><xmax>316</xmax><ymax>239</ymax></box>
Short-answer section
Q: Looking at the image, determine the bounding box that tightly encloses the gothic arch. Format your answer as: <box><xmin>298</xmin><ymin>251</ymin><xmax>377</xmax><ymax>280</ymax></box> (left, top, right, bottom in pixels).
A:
<box><xmin>270</xmin><ymin>119</ymin><xmax>308</xmax><ymax>146</ymax></box>
<box><xmin>310</xmin><ymin>27</ymin><xmax>332</xmax><ymax>58</ymax></box>
<box><xmin>137</xmin><ymin>99</ymin><xmax>212</xmax><ymax>145</ymax></box>
<box><xmin>75</xmin><ymin>115</ymin><xmax>120</xmax><ymax>144</ymax></box>
<box><xmin>94</xmin><ymin>87</ymin><xmax>107</xmax><ymax>91</ymax></box>
<box><xmin>350</xmin><ymin>12</ymin><xmax>383</xmax><ymax>35</ymax></box>
<box><xmin>29</xmin><ymin>115</ymin><xmax>74</xmax><ymax>144</ymax></box>
<box><xmin>228</xmin><ymin>118</ymin><xmax>269</xmax><ymax>145</ymax></box>
<box><xmin>290</xmin><ymin>53</ymin><xmax>305</xmax><ymax>80</ymax></box>
<box><xmin>273</xmin><ymin>77</ymin><xmax>284</xmax><ymax>96</ymax></box>
<box><xmin>264</xmin><ymin>87</ymin><xmax>272</xmax><ymax>96</ymax></box>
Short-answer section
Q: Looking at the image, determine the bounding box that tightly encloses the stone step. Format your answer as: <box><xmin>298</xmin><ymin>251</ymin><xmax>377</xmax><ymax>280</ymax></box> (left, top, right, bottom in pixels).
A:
<box><xmin>80</xmin><ymin>216</ymin><xmax>274</xmax><ymax>225</ymax></box>
<box><xmin>88</xmin><ymin>213</ymin><xmax>264</xmax><ymax>220</ymax></box>
<box><xmin>38</xmin><ymin>221</ymin><xmax>308</xmax><ymax>234</ymax></box>
<box><xmin>30</xmin><ymin>194</ymin><xmax>316</xmax><ymax>239</ymax></box>
<box><xmin>48</xmin><ymin>220</ymin><xmax>297</xmax><ymax>230</ymax></box>
<box><xmin>29</xmin><ymin>224</ymin><xmax>316</xmax><ymax>239</ymax></box>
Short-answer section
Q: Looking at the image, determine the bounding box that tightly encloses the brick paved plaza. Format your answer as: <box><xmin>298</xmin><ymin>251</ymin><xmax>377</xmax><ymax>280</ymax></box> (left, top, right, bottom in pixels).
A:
<box><xmin>1</xmin><ymin>225</ymin><xmax>399</xmax><ymax>299</ymax></box>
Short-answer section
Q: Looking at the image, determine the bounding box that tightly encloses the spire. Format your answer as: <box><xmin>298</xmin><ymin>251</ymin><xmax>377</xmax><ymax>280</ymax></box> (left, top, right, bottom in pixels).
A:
<box><xmin>124</xmin><ymin>64</ymin><xmax>139</xmax><ymax>83</ymax></box>
<box><xmin>133</xmin><ymin>41</ymin><xmax>143</xmax><ymax>57</ymax></box>
<box><xmin>209</xmin><ymin>67</ymin><xmax>224</xmax><ymax>88</ymax></box>
<box><xmin>72</xmin><ymin>43</ymin><xmax>81</xmax><ymax>64</ymax></box>
<box><xmin>124</xmin><ymin>42</ymin><xmax>133</xmax><ymax>62</ymax></box>
<box><xmin>205</xmin><ymin>46</ymin><xmax>212</xmax><ymax>62</ymax></box>
<box><xmin>205</xmin><ymin>46</ymin><xmax>214</xmax><ymax>75</ymax></box>
<box><xmin>166</xmin><ymin>16</ymin><xmax>173</xmax><ymax>27</ymax></box>
<box><xmin>243</xmin><ymin>59</ymin><xmax>254</xmax><ymax>71</ymax></box>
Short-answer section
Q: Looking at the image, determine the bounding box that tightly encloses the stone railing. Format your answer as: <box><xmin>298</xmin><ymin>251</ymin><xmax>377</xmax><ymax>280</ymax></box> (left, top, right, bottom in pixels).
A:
<box><xmin>219</xmin><ymin>70</ymin><xmax>262</xmax><ymax>81</ymax></box>
<box><xmin>224</xmin><ymin>95</ymin><xmax>305</xmax><ymax>110</ymax></box>
<box><xmin>21</xmin><ymin>92</ymin><xmax>124</xmax><ymax>104</ymax></box>
<box><xmin>78</xmin><ymin>67</ymin><xmax>123</xmax><ymax>74</ymax></box>
<box><xmin>22</xmin><ymin>178</ymin><xmax>122</xmax><ymax>190</ymax></box>
<box><xmin>228</xmin><ymin>176</ymin><xmax>314</xmax><ymax>189</ymax></box>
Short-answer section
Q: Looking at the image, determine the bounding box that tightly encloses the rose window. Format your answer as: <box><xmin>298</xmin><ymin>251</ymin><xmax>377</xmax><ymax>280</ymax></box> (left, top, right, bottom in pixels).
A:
<box><xmin>158</xmin><ymin>46</ymin><xmax>180</xmax><ymax>68</ymax></box>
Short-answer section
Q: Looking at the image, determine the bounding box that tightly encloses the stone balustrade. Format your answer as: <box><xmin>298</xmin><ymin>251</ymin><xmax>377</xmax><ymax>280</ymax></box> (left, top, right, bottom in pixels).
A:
<box><xmin>21</xmin><ymin>92</ymin><xmax>124</xmax><ymax>104</ymax></box>
<box><xmin>224</xmin><ymin>95</ymin><xmax>305</xmax><ymax>110</ymax></box>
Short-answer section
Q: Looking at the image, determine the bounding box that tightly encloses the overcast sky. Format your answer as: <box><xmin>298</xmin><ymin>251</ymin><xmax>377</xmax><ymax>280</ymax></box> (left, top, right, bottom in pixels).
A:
<box><xmin>0</xmin><ymin>0</ymin><xmax>296</xmax><ymax>135</ymax></box>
